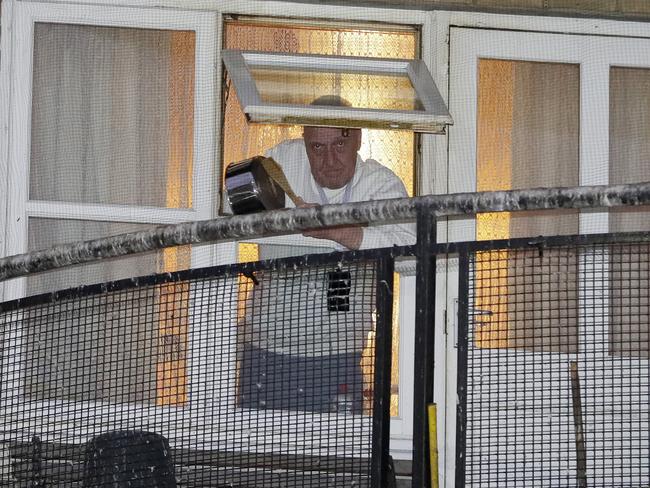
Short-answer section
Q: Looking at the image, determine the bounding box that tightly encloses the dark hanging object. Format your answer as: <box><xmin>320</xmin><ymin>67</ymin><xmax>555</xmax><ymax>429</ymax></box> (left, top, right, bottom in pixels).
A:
<box><xmin>327</xmin><ymin>268</ymin><xmax>351</xmax><ymax>312</ymax></box>
<box><xmin>82</xmin><ymin>430</ymin><xmax>176</xmax><ymax>488</ymax></box>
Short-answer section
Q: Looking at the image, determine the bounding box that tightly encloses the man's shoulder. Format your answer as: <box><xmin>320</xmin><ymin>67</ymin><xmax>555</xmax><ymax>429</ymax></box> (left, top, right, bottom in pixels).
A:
<box><xmin>355</xmin><ymin>158</ymin><xmax>408</xmax><ymax>199</ymax></box>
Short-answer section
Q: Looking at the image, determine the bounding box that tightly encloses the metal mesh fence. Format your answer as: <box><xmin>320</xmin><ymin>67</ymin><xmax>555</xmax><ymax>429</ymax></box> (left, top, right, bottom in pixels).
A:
<box><xmin>456</xmin><ymin>236</ymin><xmax>650</xmax><ymax>488</ymax></box>
<box><xmin>0</xmin><ymin>251</ymin><xmax>393</xmax><ymax>487</ymax></box>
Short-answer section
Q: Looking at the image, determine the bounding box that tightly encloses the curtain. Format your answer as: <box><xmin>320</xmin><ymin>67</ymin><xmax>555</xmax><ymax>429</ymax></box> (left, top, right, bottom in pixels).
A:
<box><xmin>609</xmin><ymin>67</ymin><xmax>650</xmax><ymax>358</ymax></box>
<box><xmin>475</xmin><ymin>59</ymin><xmax>580</xmax><ymax>351</ymax></box>
<box><xmin>25</xmin><ymin>23</ymin><xmax>195</xmax><ymax>403</ymax></box>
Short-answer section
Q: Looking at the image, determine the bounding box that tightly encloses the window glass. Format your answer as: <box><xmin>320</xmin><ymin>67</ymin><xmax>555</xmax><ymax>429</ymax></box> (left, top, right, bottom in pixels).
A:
<box><xmin>25</xmin><ymin>218</ymin><xmax>191</xmax><ymax>406</ymax></box>
<box><xmin>26</xmin><ymin>218</ymin><xmax>191</xmax><ymax>296</ymax></box>
<box><xmin>30</xmin><ymin>23</ymin><xmax>195</xmax><ymax>208</ymax></box>
<box><xmin>250</xmin><ymin>67</ymin><xmax>423</xmax><ymax>111</ymax></box>
<box><xmin>609</xmin><ymin>67</ymin><xmax>650</xmax><ymax>233</ymax></box>
<box><xmin>608</xmin><ymin>67</ymin><xmax>650</xmax><ymax>358</ymax></box>
<box><xmin>475</xmin><ymin>59</ymin><xmax>580</xmax><ymax>351</ymax></box>
<box><xmin>21</xmin><ymin>21</ymin><xmax>198</xmax><ymax>410</ymax></box>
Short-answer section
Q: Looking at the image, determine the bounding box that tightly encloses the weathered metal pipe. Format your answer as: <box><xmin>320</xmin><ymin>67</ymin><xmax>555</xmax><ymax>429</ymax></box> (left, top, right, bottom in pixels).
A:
<box><xmin>1</xmin><ymin>182</ymin><xmax>649</xmax><ymax>282</ymax></box>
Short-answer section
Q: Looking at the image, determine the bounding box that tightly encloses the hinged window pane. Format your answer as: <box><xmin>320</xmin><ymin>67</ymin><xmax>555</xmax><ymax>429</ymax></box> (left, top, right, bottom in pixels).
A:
<box><xmin>222</xmin><ymin>50</ymin><xmax>452</xmax><ymax>133</ymax></box>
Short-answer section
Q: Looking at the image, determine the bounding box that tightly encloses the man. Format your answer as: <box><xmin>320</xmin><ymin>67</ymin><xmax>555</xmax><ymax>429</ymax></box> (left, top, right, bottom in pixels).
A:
<box><xmin>238</xmin><ymin>96</ymin><xmax>415</xmax><ymax>414</ymax></box>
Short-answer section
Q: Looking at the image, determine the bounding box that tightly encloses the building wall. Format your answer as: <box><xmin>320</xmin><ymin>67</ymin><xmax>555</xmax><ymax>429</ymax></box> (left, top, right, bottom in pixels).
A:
<box><xmin>0</xmin><ymin>1</ymin><xmax>3</xmax><ymax>67</ymax></box>
<box><xmin>289</xmin><ymin>0</ymin><xmax>650</xmax><ymax>21</ymax></box>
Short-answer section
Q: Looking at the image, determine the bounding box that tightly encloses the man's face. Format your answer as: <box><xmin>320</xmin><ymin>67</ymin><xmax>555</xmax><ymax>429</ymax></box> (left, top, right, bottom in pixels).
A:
<box><xmin>303</xmin><ymin>127</ymin><xmax>361</xmax><ymax>189</ymax></box>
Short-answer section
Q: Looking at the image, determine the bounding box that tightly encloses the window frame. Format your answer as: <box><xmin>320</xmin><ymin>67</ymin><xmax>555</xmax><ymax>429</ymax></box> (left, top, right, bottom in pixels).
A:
<box><xmin>432</xmin><ymin>13</ymin><xmax>650</xmax><ymax>484</ymax></box>
<box><xmin>0</xmin><ymin>0</ymin><xmax>223</xmax><ymax>445</ymax></box>
<box><xmin>0</xmin><ymin>0</ymin><xmax>15</xmax><ymax>304</ymax></box>
<box><xmin>219</xmin><ymin>17</ymin><xmax>424</xmax><ymax>454</ymax></box>
<box><xmin>0</xmin><ymin>0</ymin><xmax>435</xmax><ymax>460</ymax></box>
<box><xmin>222</xmin><ymin>49</ymin><xmax>452</xmax><ymax>133</ymax></box>
<box><xmin>4</xmin><ymin>1</ymin><xmax>220</xmax><ymax>303</ymax></box>
<box><xmin>445</xmin><ymin>24</ymin><xmax>650</xmax><ymax>488</ymax></box>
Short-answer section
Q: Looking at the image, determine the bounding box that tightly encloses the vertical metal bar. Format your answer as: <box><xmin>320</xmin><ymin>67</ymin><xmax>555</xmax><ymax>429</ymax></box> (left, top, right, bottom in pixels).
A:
<box><xmin>412</xmin><ymin>207</ymin><xmax>437</xmax><ymax>488</ymax></box>
<box><xmin>455</xmin><ymin>251</ymin><xmax>470</xmax><ymax>488</ymax></box>
<box><xmin>371</xmin><ymin>253</ymin><xmax>395</xmax><ymax>488</ymax></box>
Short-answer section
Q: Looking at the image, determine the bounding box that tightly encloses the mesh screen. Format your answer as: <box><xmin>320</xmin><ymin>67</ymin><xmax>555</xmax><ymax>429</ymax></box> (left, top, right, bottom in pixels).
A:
<box><xmin>458</xmin><ymin>240</ymin><xmax>650</xmax><ymax>487</ymax></box>
<box><xmin>0</xmin><ymin>253</ymin><xmax>388</xmax><ymax>487</ymax></box>
<box><xmin>26</xmin><ymin>218</ymin><xmax>179</xmax><ymax>297</ymax></box>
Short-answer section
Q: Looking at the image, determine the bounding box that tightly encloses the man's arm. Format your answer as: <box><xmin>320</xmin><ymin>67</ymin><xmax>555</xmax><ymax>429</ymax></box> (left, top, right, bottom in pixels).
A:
<box><xmin>299</xmin><ymin>208</ymin><xmax>364</xmax><ymax>249</ymax></box>
<box><xmin>300</xmin><ymin>171</ymin><xmax>416</xmax><ymax>250</ymax></box>
<box><xmin>356</xmin><ymin>174</ymin><xmax>415</xmax><ymax>250</ymax></box>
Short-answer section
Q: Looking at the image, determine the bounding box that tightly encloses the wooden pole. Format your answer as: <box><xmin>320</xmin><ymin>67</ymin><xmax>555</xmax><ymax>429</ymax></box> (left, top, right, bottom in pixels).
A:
<box><xmin>570</xmin><ymin>361</ymin><xmax>587</xmax><ymax>488</ymax></box>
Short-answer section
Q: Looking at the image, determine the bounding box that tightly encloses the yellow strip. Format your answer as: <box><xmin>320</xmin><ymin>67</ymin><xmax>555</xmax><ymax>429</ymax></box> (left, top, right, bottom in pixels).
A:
<box><xmin>157</xmin><ymin>31</ymin><xmax>195</xmax><ymax>406</ymax></box>
<box><xmin>475</xmin><ymin>59</ymin><xmax>513</xmax><ymax>349</ymax></box>
<box><xmin>428</xmin><ymin>403</ymin><xmax>439</xmax><ymax>488</ymax></box>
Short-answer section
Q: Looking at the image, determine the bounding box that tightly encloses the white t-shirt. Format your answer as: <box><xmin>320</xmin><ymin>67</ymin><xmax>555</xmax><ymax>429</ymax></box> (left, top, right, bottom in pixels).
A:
<box><xmin>241</xmin><ymin>138</ymin><xmax>415</xmax><ymax>356</ymax></box>
<box><xmin>265</xmin><ymin>138</ymin><xmax>415</xmax><ymax>250</ymax></box>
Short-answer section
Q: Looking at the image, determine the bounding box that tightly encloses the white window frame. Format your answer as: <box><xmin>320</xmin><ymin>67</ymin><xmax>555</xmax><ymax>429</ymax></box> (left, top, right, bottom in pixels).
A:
<box><xmin>4</xmin><ymin>1</ymin><xmax>220</xmax><ymax>299</ymax></box>
<box><xmin>0</xmin><ymin>0</ymin><xmax>223</xmax><ymax>447</ymax></box>
<box><xmin>222</xmin><ymin>49</ymin><xmax>452</xmax><ymax>133</ymax></box>
<box><xmin>0</xmin><ymin>0</ymin><xmax>441</xmax><ymax>461</ymax></box>
<box><xmin>0</xmin><ymin>0</ymin><xmax>16</xmax><ymax>304</ymax></box>
<box><xmin>442</xmin><ymin>20</ymin><xmax>650</xmax><ymax>488</ymax></box>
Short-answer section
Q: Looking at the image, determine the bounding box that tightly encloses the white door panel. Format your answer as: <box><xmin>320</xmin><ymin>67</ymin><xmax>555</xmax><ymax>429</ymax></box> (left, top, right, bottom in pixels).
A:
<box><xmin>446</xmin><ymin>27</ymin><xmax>650</xmax><ymax>487</ymax></box>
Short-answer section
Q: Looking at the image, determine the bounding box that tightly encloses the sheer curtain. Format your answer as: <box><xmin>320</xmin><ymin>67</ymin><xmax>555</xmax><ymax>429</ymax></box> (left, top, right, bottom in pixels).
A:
<box><xmin>609</xmin><ymin>67</ymin><xmax>650</xmax><ymax>358</ymax></box>
<box><xmin>30</xmin><ymin>24</ymin><xmax>174</xmax><ymax>207</ymax></box>
<box><xmin>25</xmin><ymin>23</ymin><xmax>195</xmax><ymax>404</ymax></box>
<box><xmin>475</xmin><ymin>59</ymin><xmax>580</xmax><ymax>351</ymax></box>
<box><xmin>28</xmin><ymin>23</ymin><xmax>194</xmax><ymax>295</ymax></box>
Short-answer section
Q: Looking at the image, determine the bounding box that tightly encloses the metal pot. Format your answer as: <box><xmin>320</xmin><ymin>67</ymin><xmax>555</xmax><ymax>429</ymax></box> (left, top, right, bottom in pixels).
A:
<box><xmin>224</xmin><ymin>156</ymin><xmax>286</xmax><ymax>215</ymax></box>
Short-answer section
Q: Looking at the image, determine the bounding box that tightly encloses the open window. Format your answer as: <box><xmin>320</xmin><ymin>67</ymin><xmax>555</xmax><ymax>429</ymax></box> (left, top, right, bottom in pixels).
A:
<box><xmin>222</xmin><ymin>50</ymin><xmax>452</xmax><ymax>133</ymax></box>
<box><xmin>219</xmin><ymin>17</ymin><xmax>450</xmax><ymax>456</ymax></box>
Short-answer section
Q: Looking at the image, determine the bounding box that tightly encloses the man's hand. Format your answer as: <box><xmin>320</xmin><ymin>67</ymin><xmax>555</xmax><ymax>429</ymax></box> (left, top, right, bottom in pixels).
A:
<box><xmin>298</xmin><ymin>201</ymin><xmax>364</xmax><ymax>250</ymax></box>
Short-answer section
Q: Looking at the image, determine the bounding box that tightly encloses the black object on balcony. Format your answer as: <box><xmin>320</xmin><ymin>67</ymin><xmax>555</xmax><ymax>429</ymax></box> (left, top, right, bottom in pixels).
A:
<box><xmin>83</xmin><ymin>430</ymin><xmax>176</xmax><ymax>487</ymax></box>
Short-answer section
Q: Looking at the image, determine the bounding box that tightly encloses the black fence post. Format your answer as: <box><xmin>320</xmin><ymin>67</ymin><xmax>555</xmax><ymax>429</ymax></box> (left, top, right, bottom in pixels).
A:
<box><xmin>455</xmin><ymin>251</ymin><xmax>470</xmax><ymax>488</ymax></box>
<box><xmin>371</xmin><ymin>254</ymin><xmax>395</xmax><ymax>488</ymax></box>
<box><xmin>412</xmin><ymin>207</ymin><xmax>437</xmax><ymax>488</ymax></box>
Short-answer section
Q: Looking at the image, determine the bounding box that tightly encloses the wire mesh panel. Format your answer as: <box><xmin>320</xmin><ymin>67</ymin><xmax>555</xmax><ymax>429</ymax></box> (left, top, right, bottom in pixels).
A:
<box><xmin>456</xmin><ymin>236</ymin><xmax>650</xmax><ymax>488</ymax></box>
<box><xmin>0</xmin><ymin>251</ymin><xmax>393</xmax><ymax>487</ymax></box>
